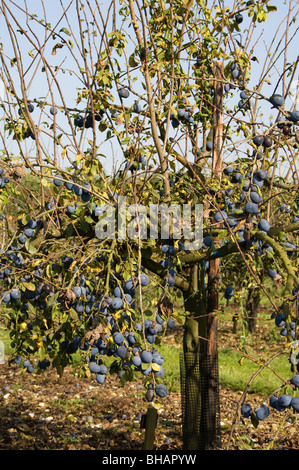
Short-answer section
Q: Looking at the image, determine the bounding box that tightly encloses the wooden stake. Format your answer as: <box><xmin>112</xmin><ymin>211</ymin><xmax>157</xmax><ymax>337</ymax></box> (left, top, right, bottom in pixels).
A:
<box><xmin>142</xmin><ymin>406</ymin><xmax>158</xmax><ymax>450</ymax></box>
<box><xmin>212</xmin><ymin>60</ymin><xmax>224</xmax><ymax>177</ymax></box>
<box><xmin>207</xmin><ymin>60</ymin><xmax>224</xmax><ymax>356</ymax></box>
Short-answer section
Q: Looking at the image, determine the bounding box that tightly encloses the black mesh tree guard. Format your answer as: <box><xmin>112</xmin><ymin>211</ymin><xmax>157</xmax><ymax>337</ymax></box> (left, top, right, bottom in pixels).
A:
<box><xmin>180</xmin><ymin>350</ymin><xmax>221</xmax><ymax>450</ymax></box>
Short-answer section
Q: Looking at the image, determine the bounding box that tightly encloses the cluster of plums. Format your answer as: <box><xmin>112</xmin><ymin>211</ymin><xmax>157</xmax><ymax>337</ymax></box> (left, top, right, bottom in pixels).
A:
<box><xmin>12</xmin><ymin>354</ymin><xmax>51</xmax><ymax>374</ymax></box>
<box><xmin>211</xmin><ymin>128</ymin><xmax>298</xmax><ymax>271</ymax></box>
<box><xmin>159</xmin><ymin>241</ymin><xmax>185</xmax><ymax>288</ymax></box>
<box><xmin>241</xmin><ymin>373</ymin><xmax>299</xmax><ymax>422</ymax></box>
<box><xmin>3</xmin><ymin>241</ymin><xmax>173</xmax><ymax>399</ymax></box>
<box><xmin>271</xmin><ymin>306</ymin><xmax>298</xmax><ymax>340</ymax></box>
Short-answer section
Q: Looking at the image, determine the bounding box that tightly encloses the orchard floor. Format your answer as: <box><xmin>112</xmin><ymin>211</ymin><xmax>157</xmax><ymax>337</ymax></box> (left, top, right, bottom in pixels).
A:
<box><xmin>0</xmin><ymin>324</ymin><xmax>299</xmax><ymax>451</ymax></box>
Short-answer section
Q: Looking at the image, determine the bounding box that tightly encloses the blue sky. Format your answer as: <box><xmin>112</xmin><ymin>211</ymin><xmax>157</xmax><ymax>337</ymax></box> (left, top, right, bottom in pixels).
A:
<box><xmin>0</xmin><ymin>0</ymin><xmax>297</xmax><ymax>175</ymax></box>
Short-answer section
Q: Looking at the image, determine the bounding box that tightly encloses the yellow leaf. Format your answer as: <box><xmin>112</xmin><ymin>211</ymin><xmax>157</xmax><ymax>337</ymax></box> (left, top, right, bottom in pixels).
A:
<box><xmin>234</xmin><ymin>219</ymin><xmax>246</xmax><ymax>233</ymax></box>
<box><xmin>75</xmin><ymin>154</ymin><xmax>83</xmax><ymax>164</ymax></box>
<box><xmin>19</xmin><ymin>322</ymin><xmax>27</xmax><ymax>332</ymax></box>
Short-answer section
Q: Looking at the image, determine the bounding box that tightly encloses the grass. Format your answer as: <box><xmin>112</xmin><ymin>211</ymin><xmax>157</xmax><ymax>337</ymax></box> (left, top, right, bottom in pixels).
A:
<box><xmin>0</xmin><ymin>325</ymin><xmax>14</xmax><ymax>356</ymax></box>
<box><xmin>158</xmin><ymin>339</ymin><xmax>182</xmax><ymax>392</ymax></box>
<box><xmin>218</xmin><ymin>347</ymin><xmax>290</xmax><ymax>397</ymax></box>
<box><xmin>157</xmin><ymin>336</ymin><xmax>291</xmax><ymax>399</ymax></box>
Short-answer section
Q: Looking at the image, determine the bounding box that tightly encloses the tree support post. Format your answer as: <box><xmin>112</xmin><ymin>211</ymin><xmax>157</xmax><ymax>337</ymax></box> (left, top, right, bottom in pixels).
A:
<box><xmin>142</xmin><ymin>406</ymin><xmax>158</xmax><ymax>450</ymax></box>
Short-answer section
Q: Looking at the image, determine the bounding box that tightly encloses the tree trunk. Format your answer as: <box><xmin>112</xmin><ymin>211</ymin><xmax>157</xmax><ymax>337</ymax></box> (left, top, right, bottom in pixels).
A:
<box><xmin>181</xmin><ymin>262</ymin><xmax>221</xmax><ymax>450</ymax></box>
<box><xmin>246</xmin><ymin>286</ymin><xmax>261</xmax><ymax>333</ymax></box>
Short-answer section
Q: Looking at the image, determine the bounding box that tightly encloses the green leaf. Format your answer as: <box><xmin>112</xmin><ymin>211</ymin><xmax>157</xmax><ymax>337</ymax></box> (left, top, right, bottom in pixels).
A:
<box><xmin>25</xmin><ymin>239</ymin><xmax>37</xmax><ymax>254</ymax></box>
<box><xmin>250</xmin><ymin>413</ymin><xmax>259</xmax><ymax>428</ymax></box>
<box><xmin>144</xmin><ymin>309</ymin><xmax>153</xmax><ymax>317</ymax></box>
<box><xmin>98</xmin><ymin>121</ymin><xmax>107</xmax><ymax>132</ymax></box>
<box><xmin>47</xmin><ymin>291</ymin><xmax>60</xmax><ymax>307</ymax></box>
<box><xmin>27</xmin><ymin>302</ymin><xmax>36</xmax><ymax>315</ymax></box>
<box><xmin>142</xmin><ymin>246</ymin><xmax>152</xmax><ymax>259</ymax></box>
<box><xmin>22</xmin><ymin>214</ymin><xmax>30</xmax><ymax>225</ymax></box>
<box><xmin>21</xmin><ymin>282</ymin><xmax>37</xmax><ymax>292</ymax></box>
<box><xmin>52</xmin><ymin>43</ymin><xmax>64</xmax><ymax>55</ymax></box>
<box><xmin>129</xmin><ymin>54</ymin><xmax>139</xmax><ymax>67</ymax></box>
<box><xmin>60</xmin><ymin>27</ymin><xmax>71</xmax><ymax>36</ymax></box>
<box><xmin>266</xmin><ymin>5</ymin><xmax>277</xmax><ymax>13</ymax></box>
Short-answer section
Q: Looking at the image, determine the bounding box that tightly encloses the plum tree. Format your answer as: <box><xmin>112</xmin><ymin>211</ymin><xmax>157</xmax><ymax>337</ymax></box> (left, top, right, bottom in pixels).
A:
<box><xmin>0</xmin><ymin>0</ymin><xmax>299</xmax><ymax>452</ymax></box>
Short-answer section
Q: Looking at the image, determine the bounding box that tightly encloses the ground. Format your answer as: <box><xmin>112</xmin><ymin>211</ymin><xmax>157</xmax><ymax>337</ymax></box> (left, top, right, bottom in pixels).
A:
<box><xmin>1</xmin><ymin>322</ymin><xmax>299</xmax><ymax>451</ymax></box>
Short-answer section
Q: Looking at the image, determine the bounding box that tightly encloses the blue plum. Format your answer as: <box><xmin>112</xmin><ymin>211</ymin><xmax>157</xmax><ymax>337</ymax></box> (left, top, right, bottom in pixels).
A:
<box><xmin>241</xmin><ymin>403</ymin><xmax>252</xmax><ymax>418</ymax></box>
<box><xmin>255</xmin><ymin>404</ymin><xmax>270</xmax><ymax>421</ymax></box>
<box><xmin>155</xmin><ymin>384</ymin><xmax>168</xmax><ymax>398</ymax></box>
